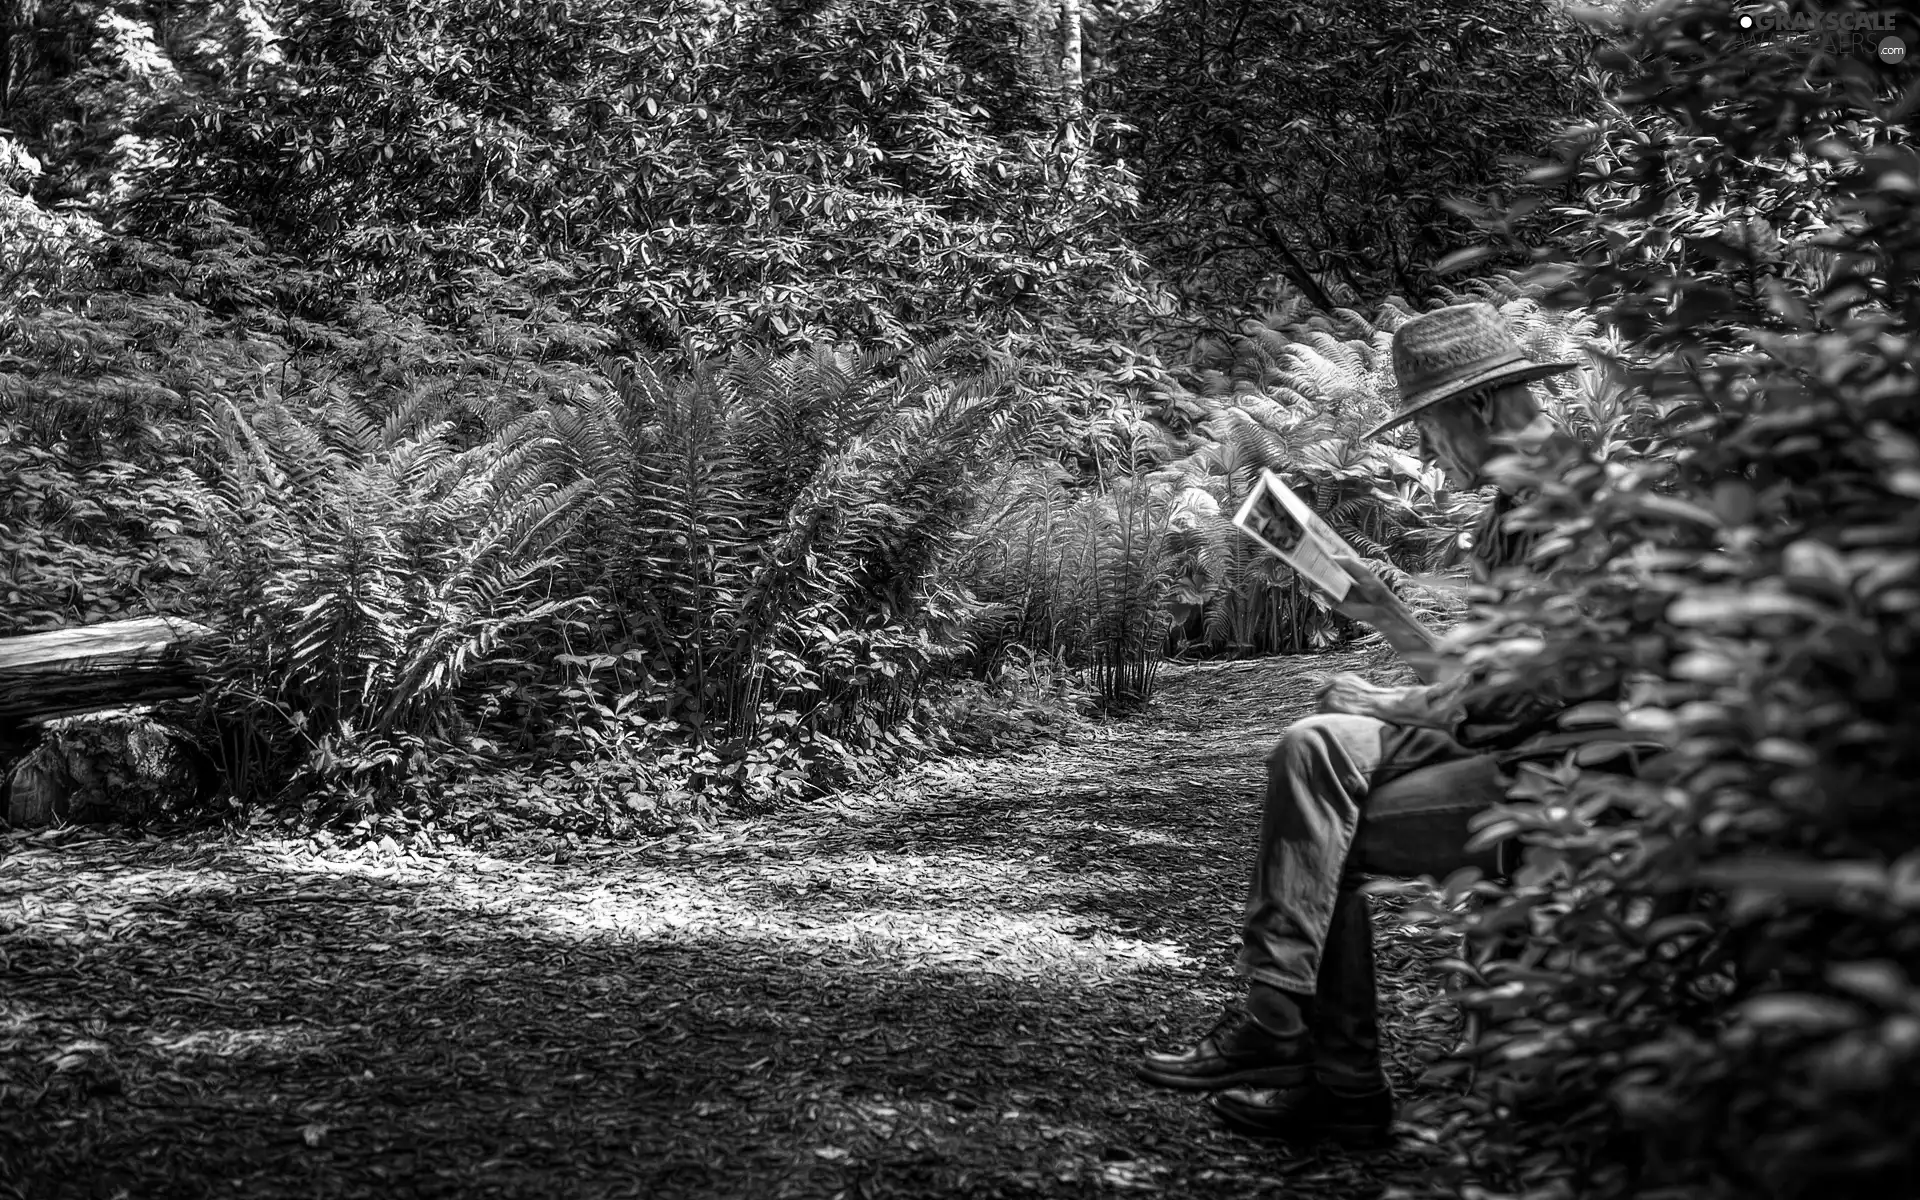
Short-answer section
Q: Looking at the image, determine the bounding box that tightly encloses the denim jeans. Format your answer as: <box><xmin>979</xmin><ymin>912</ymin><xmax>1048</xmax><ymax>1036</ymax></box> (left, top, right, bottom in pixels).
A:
<box><xmin>1238</xmin><ymin>714</ymin><xmax>1508</xmax><ymax>1093</ymax></box>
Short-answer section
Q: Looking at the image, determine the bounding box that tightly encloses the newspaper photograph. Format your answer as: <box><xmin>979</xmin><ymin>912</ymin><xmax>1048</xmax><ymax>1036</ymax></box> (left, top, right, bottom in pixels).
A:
<box><xmin>1230</xmin><ymin>469</ymin><xmax>1364</xmax><ymax>603</ymax></box>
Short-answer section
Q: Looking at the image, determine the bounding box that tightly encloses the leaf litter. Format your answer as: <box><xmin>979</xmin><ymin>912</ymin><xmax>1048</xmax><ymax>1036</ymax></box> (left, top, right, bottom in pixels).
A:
<box><xmin>1</xmin><ymin>648</ymin><xmax>1475</xmax><ymax>1199</ymax></box>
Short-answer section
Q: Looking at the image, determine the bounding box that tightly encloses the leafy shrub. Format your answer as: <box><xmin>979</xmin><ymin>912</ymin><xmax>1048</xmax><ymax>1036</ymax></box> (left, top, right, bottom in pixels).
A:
<box><xmin>0</xmin><ymin>426</ymin><xmax>210</xmax><ymax>635</ymax></box>
<box><xmin>1100</xmin><ymin>0</ymin><xmax>1601</xmax><ymax>314</ymax></box>
<box><xmin>1404</xmin><ymin>5</ymin><xmax>1920</xmax><ymax>1198</ymax></box>
<box><xmin>927</xmin><ymin>647</ymin><xmax>1091</xmax><ymax>753</ymax></box>
<box><xmin>144</xmin><ymin>0</ymin><xmax>1150</xmax><ymax>358</ymax></box>
<box><xmin>0</xmin><ymin>185</ymin><xmax>217</xmax><ymax>634</ymax></box>
<box><xmin>5</xmin><ymin>142</ymin><xmax>1080</xmax><ymax>822</ymax></box>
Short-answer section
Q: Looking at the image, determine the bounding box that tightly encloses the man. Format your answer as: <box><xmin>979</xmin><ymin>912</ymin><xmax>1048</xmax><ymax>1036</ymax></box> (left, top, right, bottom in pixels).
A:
<box><xmin>1136</xmin><ymin>302</ymin><xmax>1604</xmax><ymax>1145</ymax></box>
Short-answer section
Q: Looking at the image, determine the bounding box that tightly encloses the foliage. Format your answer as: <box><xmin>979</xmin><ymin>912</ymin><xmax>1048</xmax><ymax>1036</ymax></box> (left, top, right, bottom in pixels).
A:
<box><xmin>545</xmin><ymin>341</ymin><xmax>1038</xmax><ymax>805</ymax></box>
<box><xmin>951</xmin><ymin>465</ymin><xmax>1178</xmax><ymax>710</ymax></box>
<box><xmin>0</xmin><ymin>422</ymin><xmax>209</xmax><ymax>635</ymax></box>
<box><xmin>16</xmin><ymin>4</ymin><xmax>1920</xmax><ymax>1195</ymax></box>
<box><xmin>192</xmin><ymin>390</ymin><xmax>591</xmax><ymax>816</ymax></box>
<box><xmin>1407</xmin><ymin>4</ymin><xmax>1920</xmax><ymax>1197</ymax></box>
<box><xmin>135</xmin><ymin>0</ymin><xmax>1152</xmax><ymax>359</ymax></box>
<box><xmin>1097</xmin><ymin>0</ymin><xmax>1602</xmax><ymax>318</ymax></box>
<box><xmin>1</xmin><ymin>153</ymin><xmax>1068</xmax><ymax>823</ymax></box>
<box><xmin>926</xmin><ymin>645</ymin><xmax>1092</xmax><ymax>753</ymax></box>
<box><xmin>0</xmin><ymin>171</ymin><xmax>611</xmax><ymax>813</ymax></box>
<box><xmin>0</xmin><ymin>0</ymin><xmax>1179</xmax><ymax>821</ymax></box>
<box><xmin>0</xmin><ymin>185</ymin><xmax>223</xmax><ymax>636</ymax></box>
<box><xmin>0</xmin><ymin>0</ymin><xmax>1635</xmax><ymax>837</ymax></box>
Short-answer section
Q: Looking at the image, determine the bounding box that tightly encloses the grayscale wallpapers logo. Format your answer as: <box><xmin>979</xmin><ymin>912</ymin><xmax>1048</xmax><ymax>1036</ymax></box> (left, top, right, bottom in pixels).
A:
<box><xmin>1735</xmin><ymin>8</ymin><xmax>1910</xmax><ymax>66</ymax></box>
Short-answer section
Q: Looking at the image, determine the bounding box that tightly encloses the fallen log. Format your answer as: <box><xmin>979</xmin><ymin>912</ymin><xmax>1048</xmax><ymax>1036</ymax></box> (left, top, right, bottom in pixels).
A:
<box><xmin>1</xmin><ymin>617</ymin><xmax>216</xmax><ymax>827</ymax></box>
<box><xmin>0</xmin><ymin>616</ymin><xmax>212</xmax><ymax>733</ymax></box>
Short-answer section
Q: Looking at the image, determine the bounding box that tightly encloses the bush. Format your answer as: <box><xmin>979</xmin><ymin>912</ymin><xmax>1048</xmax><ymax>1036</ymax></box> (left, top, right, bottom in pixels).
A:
<box><xmin>1409</xmin><ymin>5</ymin><xmax>1920</xmax><ymax>1197</ymax></box>
<box><xmin>144</xmin><ymin>0</ymin><xmax>1149</xmax><ymax>357</ymax></box>
<box><xmin>927</xmin><ymin>648</ymin><xmax>1090</xmax><ymax>753</ymax></box>
<box><xmin>1100</xmin><ymin>0</ymin><xmax>1601</xmax><ymax>313</ymax></box>
<box><xmin>0</xmin><ymin>186</ymin><xmax>217</xmax><ymax>635</ymax></box>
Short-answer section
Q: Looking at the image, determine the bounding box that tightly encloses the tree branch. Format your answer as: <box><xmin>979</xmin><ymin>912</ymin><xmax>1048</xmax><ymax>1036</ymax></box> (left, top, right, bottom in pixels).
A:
<box><xmin>1228</xmin><ymin>160</ymin><xmax>1336</xmax><ymax>312</ymax></box>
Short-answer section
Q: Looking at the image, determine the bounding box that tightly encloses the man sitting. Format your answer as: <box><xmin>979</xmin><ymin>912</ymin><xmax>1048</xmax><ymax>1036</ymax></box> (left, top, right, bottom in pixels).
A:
<box><xmin>1136</xmin><ymin>302</ymin><xmax>1607</xmax><ymax>1144</ymax></box>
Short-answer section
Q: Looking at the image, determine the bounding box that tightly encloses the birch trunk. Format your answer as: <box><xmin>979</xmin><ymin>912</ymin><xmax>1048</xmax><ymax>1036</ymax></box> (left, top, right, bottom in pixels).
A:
<box><xmin>1058</xmin><ymin>0</ymin><xmax>1084</xmax><ymax>118</ymax></box>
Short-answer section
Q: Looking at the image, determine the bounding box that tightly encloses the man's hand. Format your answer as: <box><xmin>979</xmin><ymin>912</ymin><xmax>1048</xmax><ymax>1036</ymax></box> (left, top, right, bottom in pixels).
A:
<box><xmin>1315</xmin><ymin>671</ymin><xmax>1465</xmax><ymax>731</ymax></box>
<box><xmin>1315</xmin><ymin>672</ymin><xmax>1418</xmax><ymax>719</ymax></box>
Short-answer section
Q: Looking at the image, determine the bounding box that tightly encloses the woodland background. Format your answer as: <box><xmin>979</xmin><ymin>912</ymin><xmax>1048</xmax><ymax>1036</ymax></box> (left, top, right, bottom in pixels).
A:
<box><xmin>3</xmin><ymin>0</ymin><xmax>1919</xmax><ymax>1196</ymax></box>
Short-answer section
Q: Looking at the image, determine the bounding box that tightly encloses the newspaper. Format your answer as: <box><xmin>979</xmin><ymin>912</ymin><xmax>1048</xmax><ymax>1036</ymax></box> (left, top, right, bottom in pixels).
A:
<box><xmin>1230</xmin><ymin>469</ymin><xmax>1366</xmax><ymax>603</ymax></box>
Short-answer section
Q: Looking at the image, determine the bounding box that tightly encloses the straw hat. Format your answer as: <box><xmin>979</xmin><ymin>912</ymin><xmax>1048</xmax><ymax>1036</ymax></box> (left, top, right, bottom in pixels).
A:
<box><xmin>1363</xmin><ymin>303</ymin><xmax>1580</xmax><ymax>440</ymax></box>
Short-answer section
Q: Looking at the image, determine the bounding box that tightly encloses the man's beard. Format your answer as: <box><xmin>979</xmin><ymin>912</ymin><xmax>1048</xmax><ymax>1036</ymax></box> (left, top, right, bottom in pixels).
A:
<box><xmin>1427</xmin><ymin>438</ymin><xmax>1483</xmax><ymax>491</ymax></box>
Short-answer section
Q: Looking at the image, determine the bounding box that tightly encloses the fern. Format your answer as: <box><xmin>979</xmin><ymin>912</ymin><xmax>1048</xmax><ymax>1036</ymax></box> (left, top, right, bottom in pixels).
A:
<box><xmin>955</xmin><ymin>469</ymin><xmax>1179</xmax><ymax>708</ymax></box>
<box><xmin>544</xmin><ymin>340</ymin><xmax>1037</xmax><ymax>774</ymax></box>
<box><xmin>195</xmin><ymin>389</ymin><xmax>590</xmax><ymax>808</ymax></box>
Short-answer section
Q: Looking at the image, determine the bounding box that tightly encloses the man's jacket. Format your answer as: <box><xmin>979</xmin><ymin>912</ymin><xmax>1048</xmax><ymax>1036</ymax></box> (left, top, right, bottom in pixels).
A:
<box><xmin>1430</xmin><ymin>489</ymin><xmax>1625</xmax><ymax>755</ymax></box>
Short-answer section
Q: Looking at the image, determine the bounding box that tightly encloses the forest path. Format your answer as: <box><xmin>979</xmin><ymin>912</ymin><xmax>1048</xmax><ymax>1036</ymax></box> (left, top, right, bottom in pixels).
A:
<box><xmin>1</xmin><ymin>651</ymin><xmax>1465</xmax><ymax>1200</ymax></box>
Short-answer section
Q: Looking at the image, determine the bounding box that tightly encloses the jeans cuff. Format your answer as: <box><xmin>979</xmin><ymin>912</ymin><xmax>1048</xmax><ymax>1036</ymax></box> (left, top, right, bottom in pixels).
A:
<box><xmin>1238</xmin><ymin>962</ymin><xmax>1317</xmax><ymax>995</ymax></box>
<box><xmin>1316</xmin><ymin>1068</ymin><xmax>1390</xmax><ymax>1097</ymax></box>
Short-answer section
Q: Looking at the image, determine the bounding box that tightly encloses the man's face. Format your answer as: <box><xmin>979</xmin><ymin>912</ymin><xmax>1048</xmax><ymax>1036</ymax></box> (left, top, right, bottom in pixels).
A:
<box><xmin>1413</xmin><ymin>395</ymin><xmax>1495</xmax><ymax>490</ymax></box>
<box><xmin>1411</xmin><ymin>381</ymin><xmax>1539</xmax><ymax>490</ymax></box>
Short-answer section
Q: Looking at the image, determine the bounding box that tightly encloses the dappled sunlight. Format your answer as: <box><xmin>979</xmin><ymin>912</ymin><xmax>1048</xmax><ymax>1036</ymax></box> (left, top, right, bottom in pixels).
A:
<box><xmin>594</xmin><ymin>897</ymin><xmax>1193</xmax><ymax>980</ymax></box>
<box><xmin>2</xmin><ymin>651</ymin><xmax>1454</xmax><ymax>1197</ymax></box>
<box><xmin>144</xmin><ymin>1023</ymin><xmax>341</xmax><ymax>1061</ymax></box>
<box><xmin>125</xmin><ymin>825</ymin><xmax>1213</xmax><ymax>984</ymax></box>
<box><xmin>1036</xmin><ymin>819</ymin><xmax>1207</xmax><ymax>849</ymax></box>
<box><xmin>210</xmin><ymin>837</ymin><xmax>1203</xmax><ymax>981</ymax></box>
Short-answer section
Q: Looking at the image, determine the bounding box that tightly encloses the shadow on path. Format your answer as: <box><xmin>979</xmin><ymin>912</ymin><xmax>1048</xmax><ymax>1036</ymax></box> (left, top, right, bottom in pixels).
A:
<box><xmin>0</xmin><ymin>651</ymin><xmax>1460</xmax><ymax>1200</ymax></box>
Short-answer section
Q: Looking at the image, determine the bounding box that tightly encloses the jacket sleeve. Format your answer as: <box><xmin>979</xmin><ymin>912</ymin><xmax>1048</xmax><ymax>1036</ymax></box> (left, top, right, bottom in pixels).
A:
<box><xmin>1436</xmin><ymin>487</ymin><xmax>1618</xmax><ymax>749</ymax></box>
<box><xmin>1448</xmin><ymin>659</ymin><xmax>1624</xmax><ymax>751</ymax></box>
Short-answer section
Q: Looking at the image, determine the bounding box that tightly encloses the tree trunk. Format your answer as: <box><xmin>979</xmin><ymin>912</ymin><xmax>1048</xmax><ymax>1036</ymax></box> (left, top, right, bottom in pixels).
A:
<box><xmin>0</xmin><ymin>0</ymin><xmax>20</xmax><ymax>119</ymax></box>
<box><xmin>0</xmin><ymin>617</ymin><xmax>211</xmax><ymax>733</ymax></box>
<box><xmin>0</xmin><ymin>618</ymin><xmax>219</xmax><ymax>828</ymax></box>
<box><xmin>6</xmin><ymin>749</ymin><xmax>63</xmax><ymax>827</ymax></box>
<box><xmin>4</xmin><ymin>712</ymin><xmax>215</xmax><ymax>828</ymax></box>
<box><xmin>1058</xmin><ymin>0</ymin><xmax>1083</xmax><ymax>118</ymax></box>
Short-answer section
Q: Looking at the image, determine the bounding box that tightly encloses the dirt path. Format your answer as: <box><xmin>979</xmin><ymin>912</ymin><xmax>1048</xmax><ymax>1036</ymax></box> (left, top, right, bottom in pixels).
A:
<box><xmin>1</xmin><ymin>652</ymin><xmax>1467</xmax><ymax>1199</ymax></box>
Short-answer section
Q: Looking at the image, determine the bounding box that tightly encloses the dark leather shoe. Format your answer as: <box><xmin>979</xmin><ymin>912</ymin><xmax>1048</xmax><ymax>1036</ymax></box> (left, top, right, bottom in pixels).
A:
<box><xmin>1209</xmin><ymin>1080</ymin><xmax>1395</xmax><ymax>1146</ymax></box>
<box><xmin>1134</xmin><ymin>1008</ymin><xmax>1312</xmax><ymax>1092</ymax></box>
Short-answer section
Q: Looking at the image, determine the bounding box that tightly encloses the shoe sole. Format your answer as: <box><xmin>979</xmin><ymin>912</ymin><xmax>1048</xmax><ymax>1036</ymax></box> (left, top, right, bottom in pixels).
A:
<box><xmin>1209</xmin><ymin>1097</ymin><xmax>1392</xmax><ymax>1148</ymax></box>
<box><xmin>1133</xmin><ymin>1062</ymin><xmax>1312</xmax><ymax>1092</ymax></box>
